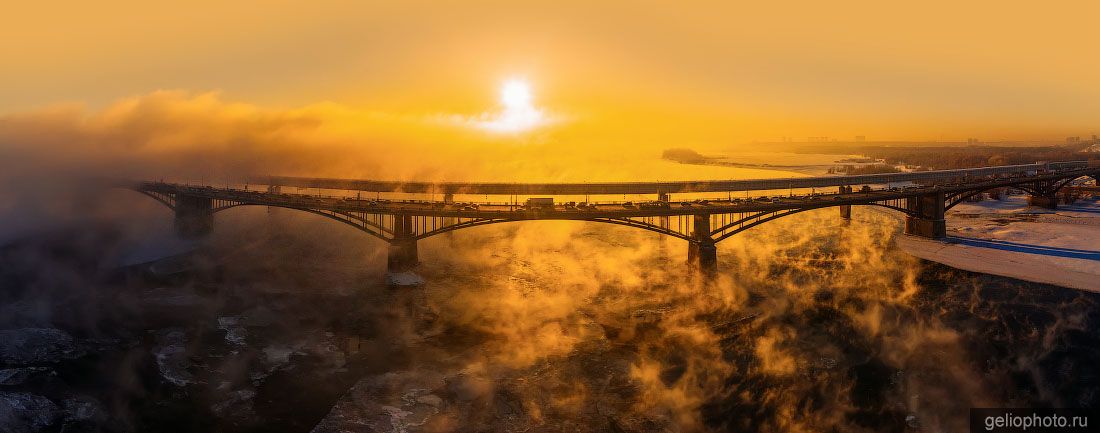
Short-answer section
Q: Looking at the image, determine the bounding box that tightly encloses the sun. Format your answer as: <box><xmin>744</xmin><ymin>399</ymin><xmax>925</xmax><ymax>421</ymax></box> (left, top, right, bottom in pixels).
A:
<box><xmin>477</xmin><ymin>78</ymin><xmax>545</xmax><ymax>133</ymax></box>
<box><xmin>501</xmin><ymin>79</ymin><xmax>532</xmax><ymax>110</ymax></box>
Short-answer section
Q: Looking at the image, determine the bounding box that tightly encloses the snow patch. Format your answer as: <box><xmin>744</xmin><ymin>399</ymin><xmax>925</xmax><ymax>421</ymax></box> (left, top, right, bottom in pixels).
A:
<box><xmin>386</xmin><ymin>272</ymin><xmax>425</xmax><ymax>287</ymax></box>
<box><xmin>152</xmin><ymin>329</ymin><xmax>194</xmax><ymax>386</ymax></box>
<box><xmin>0</xmin><ymin>328</ymin><xmax>81</xmax><ymax>365</ymax></box>
<box><xmin>217</xmin><ymin>316</ymin><xmax>248</xmax><ymax>346</ymax></box>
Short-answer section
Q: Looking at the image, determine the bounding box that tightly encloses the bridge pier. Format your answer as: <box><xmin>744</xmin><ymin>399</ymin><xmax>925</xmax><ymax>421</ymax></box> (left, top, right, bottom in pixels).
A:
<box><xmin>688</xmin><ymin>241</ymin><xmax>717</xmax><ymax>274</ymax></box>
<box><xmin>1027</xmin><ymin>193</ymin><xmax>1058</xmax><ymax>209</ymax></box>
<box><xmin>904</xmin><ymin>192</ymin><xmax>946</xmax><ymax>239</ymax></box>
<box><xmin>838</xmin><ymin>186</ymin><xmax>852</xmax><ymax>219</ymax></box>
<box><xmin>1062</xmin><ymin>189</ymin><xmax>1079</xmax><ymax>205</ymax></box>
<box><xmin>654</xmin><ymin>192</ymin><xmax>671</xmax><ymax>230</ymax></box>
<box><xmin>688</xmin><ymin>214</ymin><xmax>717</xmax><ymax>274</ymax></box>
<box><xmin>174</xmin><ymin>195</ymin><xmax>213</xmax><ymax>239</ymax></box>
<box><xmin>387</xmin><ymin>214</ymin><xmax>419</xmax><ymax>272</ymax></box>
<box><xmin>989</xmin><ymin>188</ymin><xmax>1003</xmax><ymax>200</ymax></box>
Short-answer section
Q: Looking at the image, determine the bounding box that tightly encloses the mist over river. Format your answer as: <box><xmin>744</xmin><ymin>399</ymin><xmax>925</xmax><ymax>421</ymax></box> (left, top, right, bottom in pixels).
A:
<box><xmin>2</xmin><ymin>200</ymin><xmax>1097</xmax><ymax>433</ymax></box>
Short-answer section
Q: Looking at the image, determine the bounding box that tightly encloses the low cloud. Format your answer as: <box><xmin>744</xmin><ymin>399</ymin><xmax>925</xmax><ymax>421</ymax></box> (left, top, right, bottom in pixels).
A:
<box><xmin>0</xmin><ymin>90</ymin><xmax>584</xmax><ymax>240</ymax></box>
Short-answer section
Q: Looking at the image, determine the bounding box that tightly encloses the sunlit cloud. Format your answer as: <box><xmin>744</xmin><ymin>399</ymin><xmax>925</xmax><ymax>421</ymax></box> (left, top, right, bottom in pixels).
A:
<box><xmin>440</xmin><ymin>78</ymin><xmax>554</xmax><ymax>133</ymax></box>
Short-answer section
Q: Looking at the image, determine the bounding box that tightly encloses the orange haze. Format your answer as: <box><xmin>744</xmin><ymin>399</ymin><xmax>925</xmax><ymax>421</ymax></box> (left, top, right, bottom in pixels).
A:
<box><xmin>2</xmin><ymin>0</ymin><xmax>1099</xmax><ymax>152</ymax></box>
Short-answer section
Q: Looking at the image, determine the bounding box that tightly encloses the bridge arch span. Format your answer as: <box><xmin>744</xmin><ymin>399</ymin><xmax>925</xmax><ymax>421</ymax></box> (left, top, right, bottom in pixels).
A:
<box><xmin>133</xmin><ymin>189</ymin><xmax>176</xmax><ymax>210</ymax></box>
<box><xmin>712</xmin><ymin>207</ymin><xmax>817</xmax><ymax>243</ymax></box>
<box><xmin>207</xmin><ymin>206</ymin><xmax>701</xmax><ymax>244</ymax></box>
<box><xmin>862</xmin><ymin>202</ymin><xmax>917</xmax><ymax>216</ymax></box>
<box><xmin>1050</xmin><ymin>174</ymin><xmax>1100</xmax><ymax>194</ymax></box>
<box><xmin>945</xmin><ymin>190</ymin><xmax>986</xmax><ymax>211</ymax></box>
<box><xmin>121</xmin><ymin>188</ymin><xmax>394</xmax><ymax>242</ymax></box>
<box><xmin>210</xmin><ymin>203</ymin><xmax>393</xmax><ymax>243</ymax></box>
<box><xmin>709</xmin><ymin>201</ymin><xmax>917</xmax><ymax>243</ymax></box>
<box><xmin>943</xmin><ymin>174</ymin><xmax>1098</xmax><ymax>210</ymax></box>
<box><xmin>413</xmin><ymin>216</ymin><xmax>696</xmax><ymax>243</ymax></box>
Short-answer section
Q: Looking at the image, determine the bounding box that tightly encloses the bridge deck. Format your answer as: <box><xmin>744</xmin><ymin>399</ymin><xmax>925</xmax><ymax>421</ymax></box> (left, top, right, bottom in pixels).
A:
<box><xmin>140</xmin><ymin>166</ymin><xmax>1099</xmax><ymax>219</ymax></box>
<box><xmin>246</xmin><ymin>162</ymin><xmax>1074</xmax><ymax>195</ymax></box>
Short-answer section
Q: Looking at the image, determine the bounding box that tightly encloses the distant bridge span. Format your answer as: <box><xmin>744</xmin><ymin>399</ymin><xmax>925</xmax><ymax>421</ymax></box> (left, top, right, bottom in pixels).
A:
<box><xmin>125</xmin><ymin>161</ymin><xmax>1099</xmax><ymax>275</ymax></box>
<box><xmin>248</xmin><ymin>162</ymin><xmax>1072</xmax><ymax>195</ymax></box>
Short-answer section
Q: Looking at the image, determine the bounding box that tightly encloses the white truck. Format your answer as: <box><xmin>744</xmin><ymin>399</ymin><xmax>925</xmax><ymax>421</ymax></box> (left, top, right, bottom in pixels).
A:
<box><xmin>525</xmin><ymin>198</ymin><xmax>555</xmax><ymax>209</ymax></box>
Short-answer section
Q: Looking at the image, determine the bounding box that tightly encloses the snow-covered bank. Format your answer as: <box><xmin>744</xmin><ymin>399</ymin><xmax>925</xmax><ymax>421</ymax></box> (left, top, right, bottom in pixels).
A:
<box><xmin>896</xmin><ymin>195</ymin><xmax>1100</xmax><ymax>292</ymax></box>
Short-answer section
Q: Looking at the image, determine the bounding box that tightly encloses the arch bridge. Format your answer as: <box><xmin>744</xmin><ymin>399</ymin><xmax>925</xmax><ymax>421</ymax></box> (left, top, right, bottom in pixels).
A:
<box><xmin>123</xmin><ymin>161</ymin><xmax>1100</xmax><ymax>274</ymax></box>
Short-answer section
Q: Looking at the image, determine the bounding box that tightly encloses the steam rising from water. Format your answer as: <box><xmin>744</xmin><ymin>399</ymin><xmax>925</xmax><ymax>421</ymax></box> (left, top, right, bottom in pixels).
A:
<box><xmin>286</xmin><ymin>205</ymin><xmax>1092</xmax><ymax>432</ymax></box>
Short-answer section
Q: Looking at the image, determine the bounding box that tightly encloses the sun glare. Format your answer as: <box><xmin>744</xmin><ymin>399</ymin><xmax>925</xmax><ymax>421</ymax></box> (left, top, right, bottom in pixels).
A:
<box><xmin>477</xmin><ymin>78</ymin><xmax>544</xmax><ymax>133</ymax></box>
<box><xmin>501</xmin><ymin>79</ymin><xmax>532</xmax><ymax>110</ymax></box>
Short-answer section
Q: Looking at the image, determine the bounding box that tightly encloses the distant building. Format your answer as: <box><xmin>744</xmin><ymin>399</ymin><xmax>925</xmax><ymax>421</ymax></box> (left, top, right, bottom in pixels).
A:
<box><xmin>854</xmin><ymin>135</ymin><xmax>866</xmax><ymax>142</ymax></box>
<box><xmin>967</xmin><ymin>138</ymin><xmax>980</xmax><ymax>145</ymax></box>
<box><xmin>1067</xmin><ymin>136</ymin><xmax>1082</xmax><ymax>144</ymax></box>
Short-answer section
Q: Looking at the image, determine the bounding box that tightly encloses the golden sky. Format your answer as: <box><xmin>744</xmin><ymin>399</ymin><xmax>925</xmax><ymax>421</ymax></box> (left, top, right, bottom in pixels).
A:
<box><xmin>3</xmin><ymin>0</ymin><xmax>1099</xmax><ymax>144</ymax></box>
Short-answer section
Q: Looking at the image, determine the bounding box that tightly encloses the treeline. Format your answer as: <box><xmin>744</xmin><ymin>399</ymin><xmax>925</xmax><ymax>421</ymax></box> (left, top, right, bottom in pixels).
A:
<box><xmin>866</xmin><ymin>146</ymin><xmax>1094</xmax><ymax>169</ymax></box>
<box><xmin>827</xmin><ymin>164</ymin><xmax>902</xmax><ymax>175</ymax></box>
<box><xmin>661</xmin><ymin>148</ymin><xmax>709</xmax><ymax>164</ymax></box>
<box><xmin>804</xmin><ymin>145</ymin><xmax>1096</xmax><ymax>170</ymax></box>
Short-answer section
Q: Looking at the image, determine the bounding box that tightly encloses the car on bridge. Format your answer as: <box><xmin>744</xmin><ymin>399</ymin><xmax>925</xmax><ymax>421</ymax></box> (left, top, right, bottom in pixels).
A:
<box><xmin>526</xmin><ymin>198</ymin><xmax>554</xmax><ymax>209</ymax></box>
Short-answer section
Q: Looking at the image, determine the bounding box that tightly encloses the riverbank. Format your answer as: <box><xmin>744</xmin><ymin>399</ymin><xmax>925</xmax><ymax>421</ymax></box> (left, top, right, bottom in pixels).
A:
<box><xmin>896</xmin><ymin>195</ymin><xmax>1100</xmax><ymax>292</ymax></box>
<box><xmin>665</xmin><ymin>151</ymin><xmax>862</xmax><ymax>176</ymax></box>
